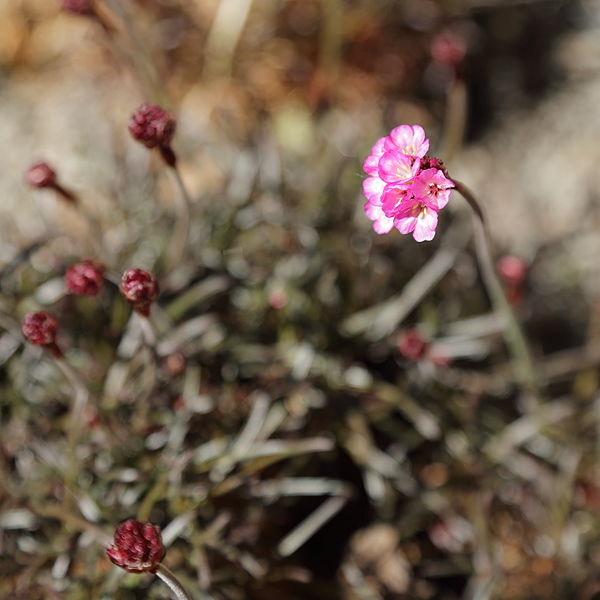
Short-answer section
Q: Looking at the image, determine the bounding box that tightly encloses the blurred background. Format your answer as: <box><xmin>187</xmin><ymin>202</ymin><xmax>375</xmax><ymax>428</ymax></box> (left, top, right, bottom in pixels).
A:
<box><xmin>2</xmin><ymin>0</ymin><xmax>600</xmax><ymax>598</ymax></box>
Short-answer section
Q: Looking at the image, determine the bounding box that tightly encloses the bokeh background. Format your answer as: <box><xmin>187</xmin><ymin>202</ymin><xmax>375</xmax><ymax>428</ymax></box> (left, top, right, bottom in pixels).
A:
<box><xmin>2</xmin><ymin>0</ymin><xmax>600</xmax><ymax>598</ymax></box>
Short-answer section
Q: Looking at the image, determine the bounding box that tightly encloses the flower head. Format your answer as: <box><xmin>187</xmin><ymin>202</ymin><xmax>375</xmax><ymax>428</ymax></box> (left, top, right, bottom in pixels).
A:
<box><xmin>128</xmin><ymin>104</ymin><xmax>176</xmax><ymax>150</ymax></box>
<box><xmin>106</xmin><ymin>519</ymin><xmax>165</xmax><ymax>573</ymax></box>
<box><xmin>25</xmin><ymin>162</ymin><xmax>56</xmax><ymax>189</ymax></box>
<box><xmin>361</xmin><ymin>125</ymin><xmax>454</xmax><ymax>241</ymax></box>
<box><xmin>22</xmin><ymin>311</ymin><xmax>62</xmax><ymax>357</ymax></box>
<box><xmin>120</xmin><ymin>268</ymin><xmax>159</xmax><ymax>316</ymax></box>
<box><xmin>66</xmin><ymin>260</ymin><xmax>105</xmax><ymax>297</ymax></box>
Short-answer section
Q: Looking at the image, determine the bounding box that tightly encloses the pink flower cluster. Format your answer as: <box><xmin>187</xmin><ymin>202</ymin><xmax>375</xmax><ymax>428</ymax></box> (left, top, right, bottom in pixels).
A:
<box><xmin>362</xmin><ymin>125</ymin><xmax>454</xmax><ymax>242</ymax></box>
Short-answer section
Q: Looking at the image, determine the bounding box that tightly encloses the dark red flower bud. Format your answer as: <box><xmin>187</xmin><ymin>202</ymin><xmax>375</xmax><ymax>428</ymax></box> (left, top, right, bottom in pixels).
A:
<box><xmin>128</xmin><ymin>104</ymin><xmax>176</xmax><ymax>151</ymax></box>
<box><xmin>25</xmin><ymin>161</ymin><xmax>78</xmax><ymax>203</ymax></box>
<box><xmin>397</xmin><ymin>329</ymin><xmax>428</xmax><ymax>362</ymax></box>
<box><xmin>420</xmin><ymin>156</ymin><xmax>448</xmax><ymax>176</ymax></box>
<box><xmin>119</xmin><ymin>268</ymin><xmax>159</xmax><ymax>316</ymax></box>
<box><xmin>66</xmin><ymin>260</ymin><xmax>105</xmax><ymax>297</ymax></box>
<box><xmin>25</xmin><ymin>162</ymin><xmax>57</xmax><ymax>188</ymax></box>
<box><xmin>62</xmin><ymin>0</ymin><xmax>94</xmax><ymax>14</ymax></box>
<box><xmin>106</xmin><ymin>519</ymin><xmax>165</xmax><ymax>573</ymax></box>
<box><xmin>22</xmin><ymin>311</ymin><xmax>62</xmax><ymax>357</ymax></box>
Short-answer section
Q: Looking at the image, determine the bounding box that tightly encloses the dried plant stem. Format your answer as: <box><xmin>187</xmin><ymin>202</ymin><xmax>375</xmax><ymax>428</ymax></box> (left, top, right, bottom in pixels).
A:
<box><xmin>453</xmin><ymin>180</ymin><xmax>539</xmax><ymax>395</ymax></box>
<box><xmin>439</xmin><ymin>78</ymin><xmax>468</xmax><ymax>161</ymax></box>
<box><xmin>166</xmin><ymin>166</ymin><xmax>192</xmax><ymax>270</ymax></box>
<box><xmin>54</xmin><ymin>358</ymin><xmax>89</xmax><ymax>440</ymax></box>
<box><xmin>53</xmin><ymin>357</ymin><xmax>90</xmax><ymax>504</ymax></box>
<box><xmin>135</xmin><ymin>311</ymin><xmax>157</xmax><ymax>347</ymax></box>
<box><xmin>155</xmin><ymin>564</ymin><xmax>193</xmax><ymax>600</ymax></box>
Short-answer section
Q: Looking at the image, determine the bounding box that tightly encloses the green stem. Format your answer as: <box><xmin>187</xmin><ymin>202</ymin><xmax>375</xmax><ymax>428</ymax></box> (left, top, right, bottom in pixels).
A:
<box><xmin>453</xmin><ymin>180</ymin><xmax>539</xmax><ymax>395</ymax></box>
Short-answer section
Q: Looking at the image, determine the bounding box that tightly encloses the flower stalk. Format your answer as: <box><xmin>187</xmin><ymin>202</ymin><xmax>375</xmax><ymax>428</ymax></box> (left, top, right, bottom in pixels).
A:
<box><xmin>128</xmin><ymin>104</ymin><xmax>192</xmax><ymax>268</ymax></box>
<box><xmin>452</xmin><ymin>180</ymin><xmax>539</xmax><ymax>394</ymax></box>
<box><xmin>156</xmin><ymin>564</ymin><xmax>194</xmax><ymax>600</ymax></box>
<box><xmin>106</xmin><ymin>519</ymin><xmax>194</xmax><ymax>600</ymax></box>
<box><xmin>166</xmin><ymin>165</ymin><xmax>192</xmax><ymax>270</ymax></box>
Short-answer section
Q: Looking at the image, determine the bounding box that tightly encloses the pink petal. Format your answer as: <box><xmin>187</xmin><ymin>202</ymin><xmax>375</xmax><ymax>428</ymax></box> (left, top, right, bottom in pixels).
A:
<box><xmin>362</xmin><ymin>176</ymin><xmax>386</xmax><ymax>203</ymax></box>
<box><xmin>373</xmin><ymin>215</ymin><xmax>395</xmax><ymax>234</ymax></box>
<box><xmin>378</xmin><ymin>151</ymin><xmax>420</xmax><ymax>184</ymax></box>
<box><xmin>362</xmin><ymin>137</ymin><xmax>387</xmax><ymax>176</ymax></box>
<box><xmin>395</xmin><ymin>214</ymin><xmax>417</xmax><ymax>235</ymax></box>
<box><xmin>381</xmin><ymin>184</ymin><xmax>410</xmax><ymax>218</ymax></box>
<box><xmin>364</xmin><ymin>200</ymin><xmax>394</xmax><ymax>234</ymax></box>
<box><xmin>412</xmin><ymin>168</ymin><xmax>454</xmax><ymax>210</ymax></box>
<box><xmin>413</xmin><ymin>208</ymin><xmax>438</xmax><ymax>242</ymax></box>
<box><xmin>386</xmin><ymin>125</ymin><xmax>430</xmax><ymax>158</ymax></box>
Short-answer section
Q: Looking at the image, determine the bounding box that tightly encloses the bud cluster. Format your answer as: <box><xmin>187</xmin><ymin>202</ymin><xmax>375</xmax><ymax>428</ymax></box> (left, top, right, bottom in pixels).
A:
<box><xmin>21</xmin><ymin>311</ymin><xmax>63</xmax><ymax>358</ymax></box>
<box><xmin>106</xmin><ymin>519</ymin><xmax>165</xmax><ymax>573</ymax></box>
<box><xmin>119</xmin><ymin>268</ymin><xmax>159</xmax><ymax>317</ymax></box>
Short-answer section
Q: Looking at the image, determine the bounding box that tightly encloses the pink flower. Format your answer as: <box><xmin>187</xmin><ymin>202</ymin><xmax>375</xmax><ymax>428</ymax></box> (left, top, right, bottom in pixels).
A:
<box><xmin>384</xmin><ymin>125</ymin><xmax>429</xmax><ymax>158</ymax></box>
<box><xmin>361</xmin><ymin>125</ymin><xmax>454</xmax><ymax>241</ymax></box>
<box><xmin>411</xmin><ymin>168</ymin><xmax>455</xmax><ymax>210</ymax></box>
<box><xmin>381</xmin><ymin>184</ymin><xmax>411</xmax><ymax>218</ymax></box>
<box><xmin>362</xmin><ymin>137</ymin><xmax>387</xmax><ymax>176</ymax></box>
<box><xmin>364</xmin><ymin>199</ymin><xmax>395</xmax><ymax>234</ymax></box>
<box><xmin>378</xmin><ymin>150</ymin><xmax>421</xmax><ymax>184</ymax></box>
<box><xmin>362</xmin><ymin>175</ymin><xmax>386</xmax><ymax>204</ymax></box>
<box><xmin>393</xmin><ymin>197</ymin><xmax>439</xmax><ymax>242</ymax></box>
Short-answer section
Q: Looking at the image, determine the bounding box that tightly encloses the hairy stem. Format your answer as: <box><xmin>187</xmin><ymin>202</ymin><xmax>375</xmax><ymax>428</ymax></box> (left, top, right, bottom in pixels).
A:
<box><xmin>453</xmin><ymin>180</ymin><xmax>539</xmax><ymax>395</ymax></box>
<box><xmin>156</xmin><ymin>564</ymin><xmax>194</xmax><ymax>600</ymax></box>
